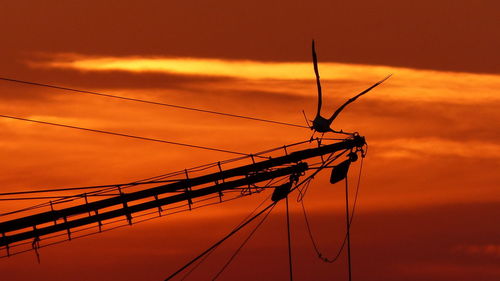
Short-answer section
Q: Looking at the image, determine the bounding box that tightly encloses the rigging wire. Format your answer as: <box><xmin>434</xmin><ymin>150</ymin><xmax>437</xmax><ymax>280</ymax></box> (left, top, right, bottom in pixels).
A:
<box><xmin>165</xmin><ymin>152</ymin><xmax>344</xmax><ymax>281</ymax></box>
<box><xmin>300</xmin><ymin>157</ymin><xmax>365</xmax><ymax>263</ymax></box>
<box><xmin>285</xmin><ymin>196</ymin><xmax>294</xmax><ymax>281</ymax></box>
<box><xmin>0</xmin><ymin>182</ymin><xmax>276</xmax><ymax>259</ymax></box>
<box><xmin>0</xmin><ymin>114</ymin><xmax>250</xmax><ymax>156</ymax></box>
<box><xmin>0</xmin><ymin>180</ymin><xmax>179</xmax><ymax>197</ymax></box>
<box><xmin>0</xmin><ymin>138</ymin><xmax>324</xmax><ymax>218</ymax></box>
<box><xmin>0</xmin><ymin>138</ymin><xmax>318</xmax><ymax>198</ymax></box>
<box><xmin>345</xmin><ymin>177</ymin><xmax>352</xmax><ymax>281</ymax></box>
<box><xmin>0</xmin><ymin>77</ymin><xmax>308</xmax><ymax>129</ymax></box>
<box><xmin>0</xmin><ymin>195</ymin><xmax>107</xmax><ymax>201</ymax></box>
<box><xmin>0</xmin><ymin>131</ymin><xmax>358</xmax><ymax>264</ymax></box>
<box><xmin>1</xmin><ymin>137</ymin><xmax>355</xmax><ymax>270</ymax></box>
<box><xmin>296</xmin><ymin>150</ymin><xmax>347</xmax><ymax>202</ymax></box>
<box><xmin>180</xmin><ymin>194</ymin><xmax>272</xmax><ymax>281</ymax></box>
<box><xmin>211</xmin><ymin>203</ymin><xmax>276</xmax><ymax>281</ymax></box>
<box><xmin>163</xmin><ymin>202</ymin><xmax>277</xmax><ymax>281</ymax></box>
<box><xmin>0</xmin><ymin>117</ymin><xmax>320</xmax><ymax>217</ymax></box>
<box><xmin>0</xmin><ymin>118</ymin><xmax>319</xmax><ymax>201</ymax></box>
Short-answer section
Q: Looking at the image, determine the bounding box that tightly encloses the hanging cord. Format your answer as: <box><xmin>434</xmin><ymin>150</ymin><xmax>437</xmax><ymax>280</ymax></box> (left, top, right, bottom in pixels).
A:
<box><xmin>296</xmin><ymin>178</ymin><xmax>313</xmax><ymax>202</ymax></box>
<box><xmin>0</xmin><ymin>77</ymin><xmax>308</xmax><ymax>129</ymax></box>
<box><xmin>301</xmin><ymin>157</ymin><xmax>364</xmax><ymax>263</ymax></box>
<box><xmin>31</xmin><ymin>236</ymin><xmax>41</xmax><ymax>263</ymax></box>
<box><xmin>285</xmin><ymin>195</ymin><xmax>294</xmax><ymax>281</ymax></box>
<box><xmin>211</xmin><ymin>203</ymin><xmax>276</xmax><ymax>281</ymax></box>
<box><xmin>345</xmin><ymin>177</ymin><xmax>352</xmax><ymax>281</ymax></box>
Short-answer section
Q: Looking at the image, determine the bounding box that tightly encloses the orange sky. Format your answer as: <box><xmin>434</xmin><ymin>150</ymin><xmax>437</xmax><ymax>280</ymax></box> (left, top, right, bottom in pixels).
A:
<box><xmin>0</xmin><ymin>1</ymin><xmax>499</xmax><ymax>281</ymax></box>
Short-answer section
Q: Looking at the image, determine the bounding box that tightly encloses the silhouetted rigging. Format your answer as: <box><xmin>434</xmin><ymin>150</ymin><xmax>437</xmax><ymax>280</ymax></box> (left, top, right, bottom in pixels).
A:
<box><xmin>0</xmin><ymin>41</ymin><xmax>387</xmax><ymax>281</ymax></box>
<box><xmin>0</xmin><ymin>136</ymin><xmax>366</xmax><ymax>259</ymax></box>
<box><xmin>162</xmin><ymin>149</ymin><xmax>356</xmax><ymax>281</ymax></box>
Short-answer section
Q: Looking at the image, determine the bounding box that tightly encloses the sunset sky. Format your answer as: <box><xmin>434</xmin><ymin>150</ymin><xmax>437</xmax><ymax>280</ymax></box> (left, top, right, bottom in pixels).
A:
<box><xmin>0</xmin><ymin>1</ymin><xmax>499</xmax><ymax>281</ymax></box>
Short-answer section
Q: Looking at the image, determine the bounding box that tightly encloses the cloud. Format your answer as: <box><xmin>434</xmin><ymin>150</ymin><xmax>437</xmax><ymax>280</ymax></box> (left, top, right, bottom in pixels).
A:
<box><xmin>29</xmin><ymin>54</ymin><xmax>500</xmax><ymax>105</ymax></box>
<box><xmin>1</xmin><ymin>52</ymin><xmax>498</xmax><ymax>218</ymax></box>
<box><xmin>452</xmin><ymin>244</ymin><xmax>500</xmax><ymax>257</ymax></box>
<box><xmin>371</xmin><ymin>138</ymin><xmax>500</xmax><ymax>159</ymax></box>
<box><xmin>2</xmin><ymin>1</ymin><xmax>499</xmax><ymax>74</ymax></box>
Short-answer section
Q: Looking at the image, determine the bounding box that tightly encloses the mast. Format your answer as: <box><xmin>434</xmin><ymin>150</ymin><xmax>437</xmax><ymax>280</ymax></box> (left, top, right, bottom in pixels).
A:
<box><xmin>0</xmin><ymin>136</ymin><xmax>365</xmax><ymax>253</ymax></box>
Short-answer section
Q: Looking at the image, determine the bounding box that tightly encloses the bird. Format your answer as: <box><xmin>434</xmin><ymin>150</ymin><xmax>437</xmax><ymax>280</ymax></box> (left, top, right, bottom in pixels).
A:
<box><xmin>307</xmin><ymin>40</ymin><xmax>392</xmax><ymax>135</ymax></box>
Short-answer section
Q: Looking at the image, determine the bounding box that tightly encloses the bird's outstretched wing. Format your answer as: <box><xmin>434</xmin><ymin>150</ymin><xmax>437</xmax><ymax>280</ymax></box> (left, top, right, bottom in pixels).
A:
<box><xmin>328</xmin><ymin>74</ymin><xmax>392</xmax><ymax>123</ymax></box>
<box><xmin>312</xmin><ymin>40</ymin><xmax>323</xmax><ymax>118</ymax></box>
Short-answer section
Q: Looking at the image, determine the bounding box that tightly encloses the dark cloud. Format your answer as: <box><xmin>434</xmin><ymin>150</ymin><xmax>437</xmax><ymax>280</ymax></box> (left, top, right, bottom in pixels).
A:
<box><xmin>2</xmin><ymin>60</ymin><xmax>497</xmax><ymax>146</ymax></box>
<box><xmin>0</xmin><ymin>1</ymin><xmax>498</xmax><ymax>73</ymax></box>
<box><xmin>0</xmin><ymin>65</ymin><xmax>235</xmax><ymax>93</ymax></box>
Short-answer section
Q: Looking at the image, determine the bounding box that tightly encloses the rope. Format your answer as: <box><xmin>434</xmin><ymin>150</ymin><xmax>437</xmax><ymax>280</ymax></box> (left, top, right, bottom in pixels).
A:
<box><xmin>0</xmin><ymin>184</ymin><xmax>278</xmax><ymax>259</ymax></box>
<box><xmin>211</xmin><ymin>203</ymin><xmax>276</xmax><ymax>280</ymax></box>
<box><xmin>0</xmin><ymin>195</ymin><xmax>100</xmax><ymax>201</ymax></box>
<box><xmin>163</xmin><ymin>202</ymin><xmax>277</xmax><ymax>281</ymax></box>
<box><xmin>0</xmin><ymin>184</ymin><xmax>137</xmax><ymax>196</ymax></box>
<box><xmin>0</xmin><ymin>138</ymin><xmax>323</xmax><ymax>218</ymax></box>
<box><xmin>0</xmin><ymin>139</ymin><xmax>316</xmax><ymax>198</ymax></box>
<box><xmin>345</xmin><ymin>177</ymin><xmax>352</xmax><ymax>281</ymax></box>
<box><xmin>180</xmin><ymin>194</ymin><xmax>272</xmax><ymax>281</ymax></box>
<box><xmin>300</xmin><ymin>157</ymin><xmax>365</xmax><ymax>263</ymax></box>
<box><xmin>0</xmin><ymin>77</ymin><xmax>308</xmax><ymax>129</ymax></box>
<box><xmin>0</xmin><ymin>114</ymin><xmax>250</xmax><ymax>156</ymax></box>
<box><xmin>296</xmin><ymin>149</ymin><xmax>348</xmax><ymax>202</ymax></box>
<box><xmin>285</xmin><ymin>196</ymin><xmax>294</xmax><ymax>281</ymax></box>
<box><xmin>164</xmin><ymin>151</ymin><xmax>344</xmax><ymax>280</ymax></box>
<box><xmin>0</xmin><ymin>182</ymin><xmax>156</xmax><ymax>197</ymax></box>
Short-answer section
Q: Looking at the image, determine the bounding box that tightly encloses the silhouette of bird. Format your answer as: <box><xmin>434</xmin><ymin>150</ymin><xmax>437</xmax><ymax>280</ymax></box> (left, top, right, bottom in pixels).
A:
<box><xmin>308</xmin><ymin>40</ymin><xmax>392</xmax><ymax>134</ymax></box>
